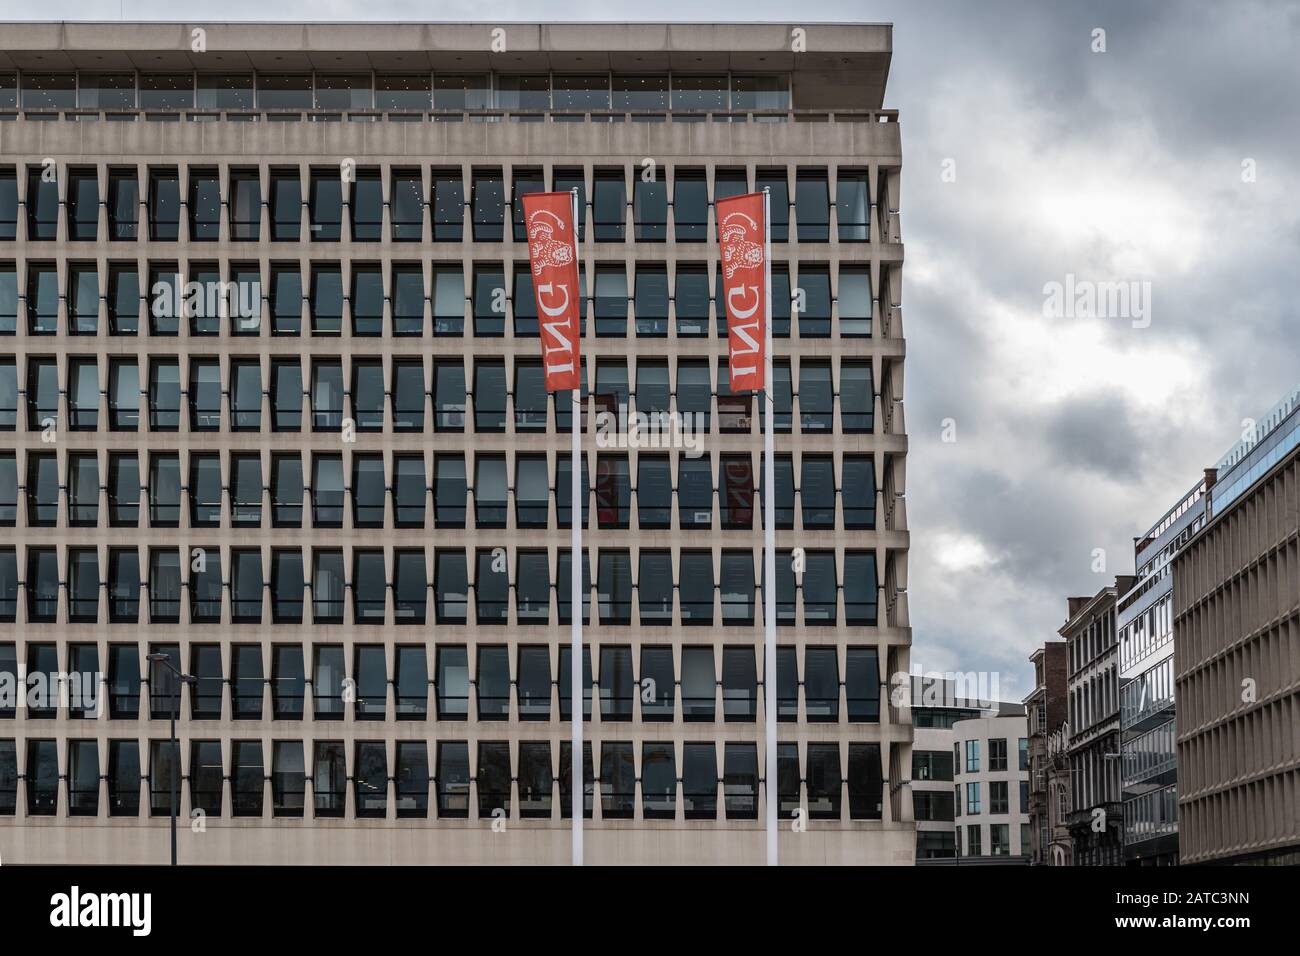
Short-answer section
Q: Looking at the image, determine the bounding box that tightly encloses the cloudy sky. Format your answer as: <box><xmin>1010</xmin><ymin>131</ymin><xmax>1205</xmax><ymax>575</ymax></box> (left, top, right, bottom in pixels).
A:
<box><xmin>21</xmin><ymin>1</ymin><xmax>1300</xmax><ymax>699</ymax></box>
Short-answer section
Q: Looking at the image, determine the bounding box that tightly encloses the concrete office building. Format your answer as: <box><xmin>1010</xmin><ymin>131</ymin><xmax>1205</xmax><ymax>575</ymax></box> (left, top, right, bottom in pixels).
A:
<box><xmin>0</xmin><ymin>22</ymin><xmax>911</xmax><ymax>864</ymax></box>
<box><xmin>1174</xmin><ymin>385</ymin><xmax>1300</xmax><ymax>865</ymax></box>
<box><xmin>1060</xmin><ymin>577</ymin><xmax>1131</xmax><ymax>866</ymax></box>
<box><xmin>953</xmin><ymin>712</ymin><xmax>1030</xmax><ymax>863</ymax></box>
<box><xmin>1023</xmin><ymin>641</ymin><xmax>1067</xmax><ymax>864</ymax></box>
<box><xmin>1117</xmin><ymin>476</ymin><xmax>1209</xmax><ymax>865</ymax></box>
<box><xmin>909</xmin><ymin>675</ymin><xmax>1020</xmax><ymax>863</ymax></box>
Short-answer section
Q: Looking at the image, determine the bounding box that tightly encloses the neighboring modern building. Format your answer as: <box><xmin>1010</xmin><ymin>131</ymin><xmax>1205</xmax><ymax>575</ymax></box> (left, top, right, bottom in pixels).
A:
<box><xmin>1060</xmin><ymin>577</ymin><xmax>1132</xmax><ymax>866</ymax></box>
<box><xmin>0</xmin><ymin>21</ymin><xmax>911</xmax><ymax>866</ymax></box>
<box><xmin>1174</xmin><ymin>385</ymin><xmax>1300</xmax><ymax>865</ymax></box>
<box><xmin>909</xmin><ymin>674</ymin><xmax>1018</xmax><ymax>863</ymax></box>
<box><xmin>1117</xmin><ymin>476</ymin><xmax>1209</xmax><ymax>865</ymax></box>
<box><xmin>953</xmin><ymin>712</ymin><xmax>1031</xmax><ymax>864</ymax></box>
<box><xmin>1023</xmin><ymin>642</ymin><xmax>1067</xmax><ymax>864</ymax></box>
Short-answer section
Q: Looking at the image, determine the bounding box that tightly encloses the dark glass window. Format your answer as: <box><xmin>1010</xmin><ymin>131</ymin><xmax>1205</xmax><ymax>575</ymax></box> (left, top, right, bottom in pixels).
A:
<box><xmin>720</xmin><ymin>551</ymin><xmax>754</xmax><ymax>625</ymax></box>
<box><xmin>673</xmin><ymin>169</ymin><xmax>707</xmax><ymax>241</ymax></box>
<box><xmin>558</xmin><ymin>740</ymin><xmax>595</xmax><ymax>819</ymax></box>
<box><xmin>394</xmin><ymin>645</ymin><xmax>428</xmax><ymax>717</ymax></box>
<box><xmin>556</xmin><ymin>551</ymin><xmax>592</xmax><ymax>628</ymax></box>
<box><xmin>107</xmin><ymin>550</ymin><xmax>140</xmax><ymax>624</ymax></box>
<box><xmin>431</xmin><ymin>169</ymin><xmax>464</xmax><ymax>241</ymax></box>
<box><xmin>434</xmin><ymin>550</ymin><xmax>468</xmax><ymax>624</ymax></box>
<box><xmin>434</xmin><ymin>456</ymin><xmax>467</xmax><ymax>527</ymax></box>
<box><xmin>638</xmin><ymin>552</ymin><xmax>673</xmax><ymax>625</ymax></box>
<box><xmin>312</xmin><ymin>644</ymin><xmax>345</xmax><ymax>719</ymax></box>
<box><xmin>807</xmin><ymin>743</ymin><xmax>843</xmax><ymax>820</ymax></box>
<box><xmin>677</xmin><ymin>458</ymin><xmax>712</xmax><ymax>529</ymax></box>
<box><xmin>846</xmin><ymin>647</ymin><xmax>881</xmax><ymax>721</ymax></box>
<box><xmin>270</xmin><ymin>550</ymin><xmax>305</xmax><ymax>624</ymax></box>
<box><xmin>231</xmin><ymin>741</ymin><xmax>264</xmax><ymax>817</ymax></box>
<box><xmin>805</xmin><ymin>647</ymin><xmax>840</xmax><ymax>721</ymax></box>
<box><xmin>592</xmin><ymin>169</ymin><xmax>626</xmax><ymax>241</ymax></box>
<box><xmin>352</xmin><ymin>552</ymin><xmax>386</xmax><ymax>625</ymax></box>
<box><xmin>105</xmin><ymin>359</ymin><xmax>138</xmax><ymax>430</ymax></box>
<box><xmin>25</xmin><ymin>643</ymin><xmax>59</xmax><ymax>716</ymax></box>
<box><xmin>350</xmin><ymin>169</ymin><xmax>383</xmax><ymax>242</ymax></box>
<box><xmin>229</xmin><ymin>170</ymin><xmax>261</xmax><ymax>240</ymax></box>
<box><xmin>190</xmin><ymin>645</ymin><xmax>223</xmax><ymax>719</ymax></box>
<box><xmin>148</xmin><ymin>169</ymin><xmax>180</xmax><ymax>241</ymax></box>
<box><xmin>187</xmin><ymin>359</ymin><xmax>219</xmax><ymax>431</ymax></box>
<box><xmin>844</xmin><ymin>552</ymin><xmax>879</xmax><ymax>626</ymax></box>
<box><xmin>724</xmin><ymin>743</ymin><xmax>759</xmax><ymax>819</ymax></box>
<box><xmin>516</xmin><ymin>646</ymin><xmax>551</xmax><ymax>719</ymax></box>
<box><xmin>26</xmin><ymin>548</ymin><xmax>58</xmax><ymax>623</ymax></box>
<box><xmin>229</xmin><ymin>359</ymin><xmax>261</xmax><ymax>431</ymax></box>
<box><xmin>147</xmin><ymin>265</ymin><xmax>180</xmax><ymax>335</ymax></box>
<box><xmin>310</xmin><ymin>360</ymin><xmax>343</xmax><ymax>431</ymax></box>
<box><xmin>476</xmin><ymin>646</ymin><xmax>510</xmax><ymax>720</ymax></box>
<box><xmin>840</xmin><ymin>266</ymin><xmax>872</xmax><ymax>337</ymax></box>
<box><xmin>848</xmin><ymin>743</ymin><xmax>883</xmax><ymax>819</ymax></box>
<box><xmin>310</xmin><ymin>169</ymin><xmax>343</xmax><ymax>241</ymax></box>
<box><xmin>354</xmin><ymin>645</ymin><xmax>387</xmax><ymax>717</ymax></box>
<box><xmin>679</xmin><ymin>552</ymin><xmax>714</xmax><ymax>625</ymax></box>
<box><xmin>271</xmin><ymin>644</ymin><xmax>305</xmax><ymax>718</ymax></box>
<box><xmin>436</xmin><ymin>645</ymin><xmax>469</xmax><ymax>720</ymax></box>
<box><xmin>516</xmin><ymin>552</ymin><xmax>551</xmax><ymax>625</ymax></box>
<box><xmin>391</xmin><ymin>456</ymin><xmax>426</xmax><ymax>530</ymax></box>
<box><xmin>474</xmin><ymin>456</ymin><xmax>508</xmax><ymax>529</ymax></box>
<box><xmin>515</xmin><ymin>456</ymin><xmax>549</xmax><ymax>528</ymax></box>
<box><xmin>271</xmin><ymin>358</ymin><xmax>303</xmax><ymax>431</ymax></box>
<box><xmin>472</xmin><ymin>265</ymin><xmax>505</xmax><ymax>337</ymax></box>
<box><xmin>351</xmin><ymin>266</ymin><xmax>383</xmax><ymax>336</ymax></box>
<box><xmin>599</xmin><ymin>646</ymin><xmax>635</xmax><ymax>720</ymax></box>
<box><xmin>514</xmin><ymin>360</ymin><xmax>546</xmax><ymax>431</ymax></box>
<box><xmin>796</xmin><ymin>169</ymin><xmax>830</xmax><ymax>241</ymax></box>
<box><xmin>804</xmin><ymin>551</ymin><xmax>838</xmax><ymax>624</ymax></box>
<box><xmin>188</xmin><ymin>169</ymin><xmax>221</xmax><ymax>240</ymax></box>
<box><xmin>188</xmin><ymin>454</ymin><xmax>221</xmax><ymax>528</ymax></box>
<box><xmin>230</xmin><ymin>549</ymin><xmax>263</xmax><ymax>623</ymax></box>
<box><xmin>272</xmin><ymin>741</ymin><xmax>305</xmax><ymax>817</ymax></box>
<box><xmin>681</xmin><ymin>646</ymin><xmax>716</xmax><ymax>720</ymax></box>
<box><xmin>270</xmin><ymin>265</ymin><xmax>302</xmax><ymax>334</ymax></box>
<box><xmin>395</xmin><ymin>742</ymin><xmax>429</xmax><ymax>818</ymax></box>
<box><xmin>517</xmin><ymin>742</ymin><xmax>552</xmax><ymax>819</ymax></box>
<box><xmin>314</xmin><ymin>73</ymin><xmax>371</xmax><ymax>109</ymax></box>
<box><xmin>148</xmin><ymin>358</ymin><xmax>180</xmax><ymax>431</ymax></box>
<box><xmin>231</xmin><ymin>645</ymin><xmax>264</xmax><ymax>720</ymax></box>
<box><xmin>842</xmin><ymin>457</ymin><xmax>876</xmax><ymax>529</ymax></box>
<box><xmin>634</xmin><ymin>266</ymin><xmax>668</xmax><ymax>335</ymax></box>
<box><xmin>312</xmin><ymin>550</ymin><xmax>345</xmax><ymax>624</ymax></box>
<box><xmin>67</xmin><ymin>740</ymin><xmax>99</xmax><ymax>816</ymax></box>
<box><xmin>310</xmin><ymin>265</ymin><xmax>343</xmax><ymax>334</ymax></box>
<box><xmin>66</xmin><ymin>548</ymin><xmax>99</xmax><ymax>623</ymax></box>
<box><xmin>718</xmin><ymin>455</ymin><xmax>755</xmax><ymax>529</ymax></box>
<box><xmin>639</xmin><ymin>646</ymin><xmax>674</xmax><ymax>720</ymax></box>
<box><xmin>634</xmin><ymin>177</ymin><xmax>667</xmax><ymax>242</ymax></box>
<box><xmin>841</xmin><ymin>362</ymin><xmax>874</xmax><ymax>432</ymax></box>
<box><xmin>107</xmin><ymin>740</ymin><xmax>141</xmax><ymax>816</ymax></box>
<box><xmin>436</xmin><ymin>741</ymin><xmax>470</xmax><ymax>818</ymax></box>
<box><xmin>674</xmin><ymin>263</ymin><xmax>710</xmax><ymax>336</ymax></box>
<box><xmin>594</xmin><ymin>455</ymin><xmax>630</xmax><ymax>529</ymax></box>
<box><xmin>599</xmin><ymin>742</ymin><xmax>635</xmax><ymax>819</ymax></box>
<box><xmin>26</xmin><ymin>169</ymin><xmax>59</xmax><ymax>241</ymax></box>
<box><xmin>66</xmin><ymin>453</ymin><xmax>98</xmax><ymax>526</ymax></box>
<box><xmin>637</xmin><ymin>456</ymin><xmax>671</xmax><ymax>529</ymax></box>
<box><xmin>313</xmin><ymin>741</ymin><xmax>346</xmax><ymax>817</ymax></box>
<box><xmin>67</xmin><ymin>644</ymin><xmax>99</xmax><ymax>719</ymax></box>
<box><xmin>474</xmin><ymin>359</ymin><xmax>506</xmax><ymax>432</ymax></box>
<box><xmin>66</xmin><ymin>267</ymin><xmax>98</xmax><ymax>335</ymax></box>
<box><xmin>471</xmin><ymin>168</ymin><xmax>504</xmax><ymax>241</ymax></box>
<box><xmin>270</xmin><ymin>170</ymin><xmax>302</xmax><ymax>241</ymax></box>
<box><xmin>593</xmin><ymin>266</ymin><xmax>627</xmax><ymax>337</ymax></box>
<box><xmin>391</xmin><ymin>264</ymin><xmax>424</xmax><ymax>335</ymax></box>
<box><xmin>108</xmin><ymin>170</ymin><xmax>139</xmax><ymax>241</ymax></box>
<box><xmin>26</xmin><ymin>740</ymin><xmax>59</xmax><ymax>815</ymax></box>
<box><xmin>721</xmin><ymin>647</ymin><xmax>757</xmax><ymax>721</ymax></box>
<box><xmin>510</xmin><ymin>167</ymin><xmax>545</xmax><ymax>241</ymax></box>
<box><xmin>434</xmin><ymin>359</ymin><xmax>466</xmax><ymax>431</ymax></box>
<box><xmin>557</xmin><ymin>642</ymin><xmax>593</xmax><ymax>720</ymax></box>
<box><xmin>799</xmin><ymin>360</ymin><xmax>833</xmax><ymax>432</ymax></box>
<box><xmin>390</xmin><ymin>171</ymin><xmax>424</xmax><ymax>241</ymax></box>
<box><xmin>26</xmin><ymin>263</ymin><xmax>58</xmax><ymax>334</ymax></box>
<box><xmin>107</xmin><ymin>645</ymin><xmax>140</xmax><ymax>718</ymax></box>
<box><xmin>148</xmin><ymin>453</ymin><xmax>180</xmax><ymax>526</ymax></box>
<box><xmin>837</xmin><ymin>169</ymin><xmax>870</xmax><ymax>242</ymax></box>
<box><xmin>432</xmin><ymin>264</ymin><xmax>464</xmax><ymax>335</ymax></box>
<box><xmin>642</xmin><ymin>742</ymin><xmax>675</xmax><ymax>820</ymax></box>
<box><xmin>683</xmin><ymin>743</ymin><xmax>718</xmax><ymax>820</ymax></box>
<box><xmin>351</xmin><ymin>361</ymin><xmax>383</xmax><ymax>432</ymax></box>
<box><xmin>597</xmin><ymin>551</ymin><xmax>633</xmax><ymax>624</ymax></box>
<box><xmin>798</xmin><ymin>264</ymin><xmax>832</xmax><ymax>337</ymax></box>
<box><xmin>477</xmin><ymin>741</ymin><xmax>512</xmax><ymax>818</ymax></box>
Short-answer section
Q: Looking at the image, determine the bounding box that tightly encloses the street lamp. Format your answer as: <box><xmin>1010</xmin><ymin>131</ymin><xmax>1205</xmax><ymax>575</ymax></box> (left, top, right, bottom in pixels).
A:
<box><xmin>146</xmin><ymin>653</ymin><xmax>197</xmax><ymax>867</ymax></box>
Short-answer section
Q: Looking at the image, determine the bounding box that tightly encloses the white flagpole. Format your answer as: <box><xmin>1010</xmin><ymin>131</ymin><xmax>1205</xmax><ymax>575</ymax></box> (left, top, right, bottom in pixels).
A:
<box><xmin>570</xmin><ymin>187</ymin><xmax>584</xmax><ymax>866</ymax></box>
<box><xmin>762</xmin><ymin>187</ymin><xmax>777</xmax><ymax>867</ymax></box>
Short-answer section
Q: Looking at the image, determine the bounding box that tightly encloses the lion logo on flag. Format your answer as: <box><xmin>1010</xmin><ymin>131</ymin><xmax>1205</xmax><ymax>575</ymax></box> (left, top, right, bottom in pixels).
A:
<box><xmin>527</xmin><ymin>210</ymin><xmax>575</xmax><ymax>276</ymax></box>
<box><xmin>720</xmin><ymin>212</ymin><xmax>764</xmax><ymax>279</ymax></box>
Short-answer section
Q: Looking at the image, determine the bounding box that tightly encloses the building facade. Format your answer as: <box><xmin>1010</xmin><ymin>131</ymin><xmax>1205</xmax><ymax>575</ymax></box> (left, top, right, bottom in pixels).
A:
<box><xmin>0</xmin><ymin>21</ymin><xmax>911</xmax><ymax>865</ymax></box>
<box><xmin>1023</xmin><ymin>642</ymin><xmax>1067</xmax><ymax>864</ymax></box>
<box><xmin>909</xmin><ymin>674</ymin><xmax>1006</xmax><ymax>863</ymax></box>
<box><xmin>1061</xmin><ymin>578</ymin><xmax>1131</xmax><ymax>866</ymax></box>
<box><xmin>1174</xmin><ymin>386</ymin><xmax>1300</xmax><ymax>865</ymax></box>
<box><xmin>952</xmin><ymin>712</ymin><xmax>1030</xmax><ymax>863</ymax></box>
<box><xmin>1117</xmin><ymin>477</ymin><xmax>1209</xmax><ymax>865</ymax></box>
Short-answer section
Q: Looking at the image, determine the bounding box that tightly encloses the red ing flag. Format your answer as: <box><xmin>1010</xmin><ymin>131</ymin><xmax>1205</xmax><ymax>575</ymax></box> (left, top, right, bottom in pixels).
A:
<box><xmin>717</xmin><ymin>192</ymin><xmax>768</xmax><ymax>392</ymax></box>
<box><xmin>522</xmin><ymin>192</ymin><xmax>582</xmax><ymax>392</ymax></box>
